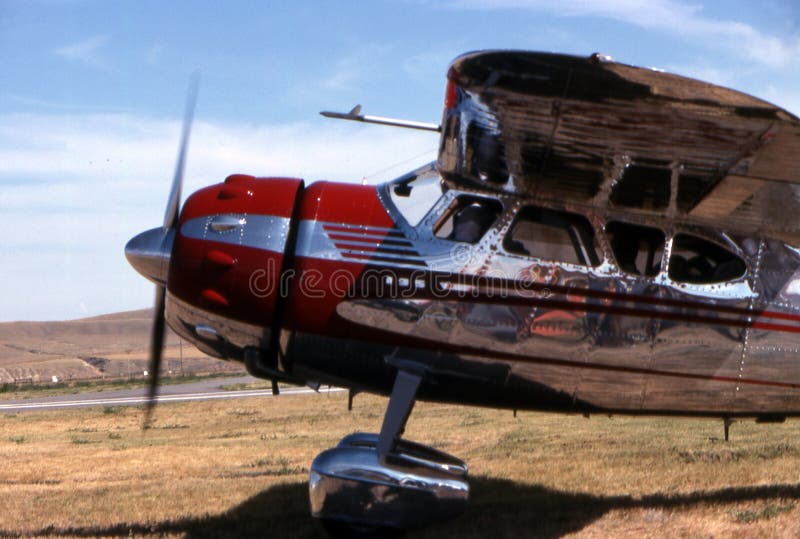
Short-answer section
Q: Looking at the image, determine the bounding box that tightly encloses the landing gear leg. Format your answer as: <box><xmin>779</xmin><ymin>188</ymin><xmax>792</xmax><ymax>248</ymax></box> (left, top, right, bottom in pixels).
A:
<box><xmin>309</xmin><ymin>365</ymin><xmax>469</xmax><ymax>534</ymax></box>
<box><xmin>377</xmin><ymin>369</ymin><xmax>421</xmax><ymax>459</ymax></box>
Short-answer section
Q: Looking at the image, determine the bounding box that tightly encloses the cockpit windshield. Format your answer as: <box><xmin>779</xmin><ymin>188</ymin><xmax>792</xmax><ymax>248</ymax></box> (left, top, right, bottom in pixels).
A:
<box><xmin>387</xmin><ymin>163</ymin><xmax>445</xmax><ymax>227</ymax></box>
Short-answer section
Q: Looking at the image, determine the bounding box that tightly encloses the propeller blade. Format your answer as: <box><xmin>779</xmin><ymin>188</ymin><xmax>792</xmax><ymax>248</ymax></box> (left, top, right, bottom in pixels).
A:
<box><xmin>144</xmin><ymin>284</ymin><xmax>166</xmax><ymax>428</ymax></box>
<box><xmin>143</xmin><ymin>74</ymin><xmax>200</xmax><ymax>429</ymax></box>
<box><xmin>163</xmin><ymin>72</ymin><xmax>200</xmax><ymax>230</ymax></box>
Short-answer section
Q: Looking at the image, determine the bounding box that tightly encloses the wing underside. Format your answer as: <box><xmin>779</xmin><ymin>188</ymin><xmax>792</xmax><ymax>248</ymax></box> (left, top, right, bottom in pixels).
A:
<box><xmin>438</xmin><ymin>51</ymin><xmax>800</xmax><ymax>240</ymax></box>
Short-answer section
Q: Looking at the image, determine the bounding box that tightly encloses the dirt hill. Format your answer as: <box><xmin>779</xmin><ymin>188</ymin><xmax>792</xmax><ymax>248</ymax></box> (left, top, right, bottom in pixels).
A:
<box><xmin>0</xmin><ymin>309</ymin><xmax>242</xmax><ymax>383</ymax></box>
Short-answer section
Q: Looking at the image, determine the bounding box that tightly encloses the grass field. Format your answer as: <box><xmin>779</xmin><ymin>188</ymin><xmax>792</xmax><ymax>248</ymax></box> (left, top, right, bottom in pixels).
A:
<box><xmin>2</xmin><ymin>390</ymin><xmax>800</xmax><ymax>538</ymax></box>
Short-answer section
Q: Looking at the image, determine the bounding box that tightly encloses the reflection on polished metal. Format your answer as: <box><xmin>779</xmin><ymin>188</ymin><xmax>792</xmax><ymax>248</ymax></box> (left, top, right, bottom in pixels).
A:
<box><xmin>181</xmin><ymin>214</ymin><xmax>292</xmax><ymax>254</ymax></box>
<box><xmin>310</xmin><ymin>432</ymin><xmax>469</xmax><ymax>531</ymax></box>
<box><xmin>439</xmin><ymin>51</ymin><xmax>800</xmax><ymax>240</ymax></box>
<box><xmin>124</xmin><ymin>227</ymin><xmax>174</xmax><ymax>286</ymax></box>
<box><xmin>209</xmin><ymin>214</ymin><xmax>245</xmax><ymax>233</ymax></box>
<box><xmin>316</xmin><ymin>169</ymin><xmax>800</xmax><ymax>414</ymax></box>
<box><xmin>166</xmin><ymin>293</ymin><xmax>274</xmax><ymax>361</ymax></box>
<box><xmin>194</xmin><ymin>324</ymin><xmax>220</xmax><ymax>341</ymax></box>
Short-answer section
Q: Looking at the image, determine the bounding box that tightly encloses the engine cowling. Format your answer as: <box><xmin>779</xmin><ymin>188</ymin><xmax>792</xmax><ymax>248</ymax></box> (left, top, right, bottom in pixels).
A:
<box><xmin>164</xmin><ymin>174</ymin><xmax>304</xmax><ymax>361</ymax></box>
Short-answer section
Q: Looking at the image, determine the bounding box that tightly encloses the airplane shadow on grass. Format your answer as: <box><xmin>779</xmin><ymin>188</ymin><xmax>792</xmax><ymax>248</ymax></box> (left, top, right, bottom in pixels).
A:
<box><xmin>6</xmin><ymin>477</ymin><xmax>800</xmax><ymax>538</ymax></box>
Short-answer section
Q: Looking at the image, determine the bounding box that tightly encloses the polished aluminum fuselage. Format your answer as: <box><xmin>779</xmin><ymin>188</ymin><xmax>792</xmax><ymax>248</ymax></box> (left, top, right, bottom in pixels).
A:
<box><xmin>158</xmin><ymin>174</ymin><xmax>800</xmax><ymax>419</ymax></box>
<box><xmin>282</xmin><ymin>180</ymin><xmax>800</xmax><ymax>418</ymax></box>
<box><xmin>162</xmin><ymin>50</ymin><xmax>800</xmax><ymax>419</ymax></box>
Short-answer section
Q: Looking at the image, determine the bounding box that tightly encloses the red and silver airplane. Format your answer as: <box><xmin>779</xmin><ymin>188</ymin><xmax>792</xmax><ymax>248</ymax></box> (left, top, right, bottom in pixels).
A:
<box><xmin>126</xmin><ymin>51</ymin><xmax>800</xmax><ymax>533</ymax></box>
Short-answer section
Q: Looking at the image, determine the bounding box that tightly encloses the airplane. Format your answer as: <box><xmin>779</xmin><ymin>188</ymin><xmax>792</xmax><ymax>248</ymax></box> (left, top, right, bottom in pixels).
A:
<box><xmin>125</xmin><ymin>50</ymin><xmax>800</xmax><ymax>534</ymax></box>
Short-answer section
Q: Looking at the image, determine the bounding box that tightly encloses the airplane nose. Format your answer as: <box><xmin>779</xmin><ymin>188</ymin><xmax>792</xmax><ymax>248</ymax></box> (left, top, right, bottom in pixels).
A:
<box><xmin>125</xmin><ymin>227</ymin><xmax>175</xmax><ymax>286</ymax></box>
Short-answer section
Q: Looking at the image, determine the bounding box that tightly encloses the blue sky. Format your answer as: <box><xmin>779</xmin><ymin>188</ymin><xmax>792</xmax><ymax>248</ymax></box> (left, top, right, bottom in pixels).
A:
<box><xmin>1</xmin><ymin>0</ymin><xmax>799</xmax><ymax>321</ymax></box>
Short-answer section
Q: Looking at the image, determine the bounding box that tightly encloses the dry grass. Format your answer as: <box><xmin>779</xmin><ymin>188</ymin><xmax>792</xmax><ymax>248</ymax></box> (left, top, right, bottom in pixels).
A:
<box><xmin>2</xmin><ymin>391</ymin><xmax>800</xmax><ymax>538</ymax></box>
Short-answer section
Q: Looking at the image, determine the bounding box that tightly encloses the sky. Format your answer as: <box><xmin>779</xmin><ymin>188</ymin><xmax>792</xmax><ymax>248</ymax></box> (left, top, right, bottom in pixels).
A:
<box><xmin>1</xmin><ymin>0</ymin><xmax>799</xmax><ymax>321</ymax></box>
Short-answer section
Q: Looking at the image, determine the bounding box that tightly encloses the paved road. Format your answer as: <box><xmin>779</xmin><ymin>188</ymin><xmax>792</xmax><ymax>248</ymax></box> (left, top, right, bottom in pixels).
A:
<box><xmin>0</xmin><ymin>376</ymin><xmax>345</xmax><ymax>413</ymax></box>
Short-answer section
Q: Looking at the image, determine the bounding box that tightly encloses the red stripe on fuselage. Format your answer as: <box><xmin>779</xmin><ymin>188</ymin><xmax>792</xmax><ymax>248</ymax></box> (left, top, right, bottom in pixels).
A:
<box><xmin>299</xmin><ymin>182</ymin><xmax>394</xmax><ymax>226</ymax></box>
<box><xmin>287</xmin><ymin>182</ymin><xmax>397</xmax><ymax>332</ymax></box>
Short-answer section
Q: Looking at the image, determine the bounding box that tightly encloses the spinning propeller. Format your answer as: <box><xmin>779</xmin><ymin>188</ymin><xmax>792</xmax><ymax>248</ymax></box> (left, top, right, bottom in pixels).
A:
<box><xmin>125</xmin><ymin>75</ymin><xmax>199</xmax><ymax>427</ymax></box>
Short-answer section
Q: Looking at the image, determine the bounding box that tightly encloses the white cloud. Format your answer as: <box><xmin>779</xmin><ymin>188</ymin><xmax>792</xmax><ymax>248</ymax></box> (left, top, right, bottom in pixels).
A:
<box><xmin>323</xmin><ymin>57</ymin><xmax>364</xmax><ymax>91</ymax></box>
<box><xmin>445</xmin><ymin>0</ymin><xmax>800</xmax><ymax>68</ymax></box>
<box><xmin>2</xmin><ymin>92</ymin><xmax>131</xmax><ymax>113</ymax></box>
<box><xmin>319</xmin><ymin>45</ymin><xmax>395</xmax><ymax>92</ymax></box>
<box><xmin>53</xmin><ymin>34</ymin><xmax>111</xmax><ymax>70</ymax></box>
<box><xmin>0</xmin><ymin>112</ymin><xmax>437</xmax><ymax>186</ymax></box>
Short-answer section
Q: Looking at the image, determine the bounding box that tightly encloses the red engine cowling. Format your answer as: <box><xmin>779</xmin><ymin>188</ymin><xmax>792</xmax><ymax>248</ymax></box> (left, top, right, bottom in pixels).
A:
<box><xmin>165</xmin><ymin>174</ymin><xmax>303</xmax><ymax>360</ymax></box>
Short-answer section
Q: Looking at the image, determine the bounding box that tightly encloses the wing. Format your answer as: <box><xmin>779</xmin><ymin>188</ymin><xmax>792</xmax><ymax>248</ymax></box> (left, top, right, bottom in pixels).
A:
<box><xmin>438</xmin><ymin>50</ymin><xmax>800</xmax><ymax>240</ymax></box>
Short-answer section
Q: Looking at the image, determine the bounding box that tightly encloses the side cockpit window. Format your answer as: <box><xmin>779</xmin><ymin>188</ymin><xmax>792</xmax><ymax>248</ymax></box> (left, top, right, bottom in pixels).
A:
<box><xmin>668</xmin><ymin>234</ymin><xmax>746</xmax><ymax>284</ymax></box>
<box><xmin>503</xmin><ymin>206</ymin><xmax>600</xmax><ymax>266</ymax></box>
<box><xmin>607</xmin><ymin>221</ymin><xmax>665</xmax><ymax>277</ymax></box>
<box><xmin>435</xmin><ymin>196</ymin><xmax>502</xmax><ymax>244</ymax></box>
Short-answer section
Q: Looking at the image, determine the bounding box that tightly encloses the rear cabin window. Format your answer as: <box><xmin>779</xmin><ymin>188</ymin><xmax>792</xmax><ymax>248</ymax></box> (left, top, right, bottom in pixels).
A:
<box><xmin>434</xmin><ymin>196</ymin><xmax>502</xmax><ymax>244</ymax></box>
<box><xmin>607</xmin><ymin>221</ymin><xmax>665</xmax><ymax>277</ymax></box>
<box><xmin>503</xmin><ymin>206</ymin><xmax>599</xmax><ymax>266</ymax></box>
<box><xmin>668</xmin><ymin>234</ymin><xmax>746</xmax><ymax>284</ymax></box>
